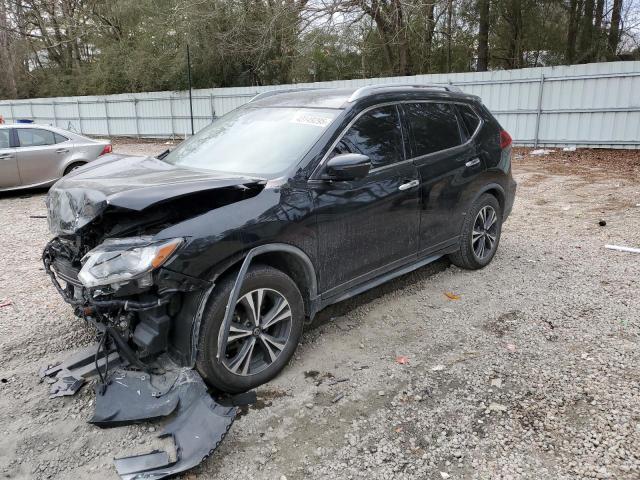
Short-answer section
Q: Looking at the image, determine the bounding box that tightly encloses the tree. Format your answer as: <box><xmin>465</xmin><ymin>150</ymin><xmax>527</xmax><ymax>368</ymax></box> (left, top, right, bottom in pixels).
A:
<box><xmin>477</xmin><ymin>0</ymin><xmax>490</xmax><ymax>70</ymax></box>
<box><xmin>609</xmin><ymin>0</ymin><xmax>623</xmax><ymax>57</ymax></box>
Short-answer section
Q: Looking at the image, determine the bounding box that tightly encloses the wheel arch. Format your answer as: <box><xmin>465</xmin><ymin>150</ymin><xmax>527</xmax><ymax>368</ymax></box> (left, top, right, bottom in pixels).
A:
<box><xmin>62</xmin><ymin>159</ymin><xmax>88</xmax><ymax>176</ymax></box>
<box><xmin>210</xmin><ymin>244</ymin><xmax>318</xmax><ymax>311</ymax></box>
<box><xmin>471</xmin><ymin>183</ymin><xmax>505</xmax><ymax>214</ymax></box>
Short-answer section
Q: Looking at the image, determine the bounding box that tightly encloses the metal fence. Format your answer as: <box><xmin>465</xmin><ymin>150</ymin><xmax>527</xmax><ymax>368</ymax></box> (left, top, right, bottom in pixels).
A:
<box><xmin>1</xmin><ymin>61</ymin><xmax>639</xmax><ymax>148</ymax></box>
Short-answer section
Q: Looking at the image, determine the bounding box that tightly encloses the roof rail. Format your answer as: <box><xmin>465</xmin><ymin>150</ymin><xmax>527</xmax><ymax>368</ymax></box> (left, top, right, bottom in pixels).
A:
<box><xmin>249</xmin><ymin>87</ymin><xmax>327</xmax><ymax>103</ymax></box>
<box><xmin>347</xmin><ymin>84</ymin><xmax>463</xmax><ymax>102</ymax></box>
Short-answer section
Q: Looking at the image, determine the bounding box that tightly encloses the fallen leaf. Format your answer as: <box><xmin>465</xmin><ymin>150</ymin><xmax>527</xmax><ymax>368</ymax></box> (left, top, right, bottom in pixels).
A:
<box><xmin>395</xmin><ymin>427</ymin><xmax>403</xmax><ymax>433</ymax></box>
<box><xmin>395</xmin><ymin>355</ymin><xmax>410</xmax><ymax>365</ymax></box>
<box><xmin>444</xmin><ymin>292</ymin><xmax>460</xmax><ymax>300</ymax></box>
<box><xmin>506</xmin><ymin>343</ymin><xmax>516</xmax><ymax>352</ymax></box>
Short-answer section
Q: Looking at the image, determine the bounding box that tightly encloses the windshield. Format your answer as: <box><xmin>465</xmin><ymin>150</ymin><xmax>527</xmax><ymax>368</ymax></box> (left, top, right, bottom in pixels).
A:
<box><xmin>162</xmin><ymin>107</ymin><xmax>340</xmax><ymax>175</ymax></box>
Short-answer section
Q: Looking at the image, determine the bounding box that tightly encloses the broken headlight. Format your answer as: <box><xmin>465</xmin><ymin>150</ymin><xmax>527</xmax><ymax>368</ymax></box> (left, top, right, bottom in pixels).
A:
<box><xmin>78</xmin><ymin>237</ymin><xmax>183</xmax><ymax>288</ymax></box>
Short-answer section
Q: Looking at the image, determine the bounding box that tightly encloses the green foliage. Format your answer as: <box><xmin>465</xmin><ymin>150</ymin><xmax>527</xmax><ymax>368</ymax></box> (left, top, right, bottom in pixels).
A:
<box><xmin>0</xmin><ymin>0</ymin><xmax>637</xmax><ymax>99</ymax></box>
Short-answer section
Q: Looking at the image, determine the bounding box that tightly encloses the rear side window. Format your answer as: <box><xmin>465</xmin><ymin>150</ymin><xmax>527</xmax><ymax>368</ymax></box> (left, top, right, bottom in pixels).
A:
<box><xmin>333</xmin><ymin>105</ymin><xmax>403</xmax><ymax>169</ymax></box>
<box><xmin>0</xmin><ymin>130</ymin><xmax>9</xmax><ymax>149</ymax></box>
<box><xmin>457</xmin><ymin>104</ymin><xmax>481</xmax><ymax>137</ymax></box>
<box><xmin>404</xmin><ymin>102</ymin><xmax>461</xmax><ymax>157</ymax></box>
<box><xmin>17</xmin><ymin>128</ymin><xmax>56</xmax><ymax>147</ymax></box>
<box><xmin>54</xmin><ymin>133</ymin><xmax>68</xmax><ymax>143</ymax></box>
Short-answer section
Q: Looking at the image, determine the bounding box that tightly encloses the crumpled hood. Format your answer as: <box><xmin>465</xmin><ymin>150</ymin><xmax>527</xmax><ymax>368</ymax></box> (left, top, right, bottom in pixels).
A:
<box><xmin>47</xmin><ymin>155</ymin><xmax>264</xmax><ymax>235</ymax></box>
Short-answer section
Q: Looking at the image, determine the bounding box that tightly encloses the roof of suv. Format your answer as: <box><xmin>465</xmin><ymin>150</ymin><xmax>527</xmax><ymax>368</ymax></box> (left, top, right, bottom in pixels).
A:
<box><xmin>248</xmin><ymin>85</ymin><xmax>478</xmax><ymax>109</ymax></box>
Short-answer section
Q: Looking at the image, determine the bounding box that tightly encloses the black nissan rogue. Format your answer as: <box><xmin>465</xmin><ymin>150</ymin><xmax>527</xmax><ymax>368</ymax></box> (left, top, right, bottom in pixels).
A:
<box><xmin>44</xmin><ymin>85</ymin><xmax>517</xmax><ymax>393</ymax></box>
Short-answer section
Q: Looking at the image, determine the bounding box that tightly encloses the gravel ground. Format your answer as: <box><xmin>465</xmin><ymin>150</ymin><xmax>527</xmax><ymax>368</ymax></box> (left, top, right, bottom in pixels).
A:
<box><xmin>0</xmin><ymin>143</ymin><xmax>638</xmax><ymax>480</ymax></box>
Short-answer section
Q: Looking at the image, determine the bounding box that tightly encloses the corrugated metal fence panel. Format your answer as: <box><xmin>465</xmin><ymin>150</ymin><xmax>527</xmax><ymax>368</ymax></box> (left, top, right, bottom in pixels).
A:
<box><xmin>0</xmin><ymin>61</ymin><xmax>639</xmax><ymax>147</ymax></box>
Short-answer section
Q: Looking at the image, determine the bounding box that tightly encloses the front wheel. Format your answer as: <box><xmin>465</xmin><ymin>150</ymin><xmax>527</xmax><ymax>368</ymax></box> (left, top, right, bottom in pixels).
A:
<box><xmin>196</xmin><ymin>265</ymin><xmax>304</xmax><ymax>393</ymax></box>
<box><xmin>449</xmin><ymin>193</ymin><xmax>503</xmax><ymax>270</ymax></box>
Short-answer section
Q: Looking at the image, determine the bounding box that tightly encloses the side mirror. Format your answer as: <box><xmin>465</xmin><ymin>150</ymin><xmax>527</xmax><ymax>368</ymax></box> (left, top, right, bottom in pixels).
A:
<box><xmin>323</xmin><ymin>153</ymin><xmax>371</xmax><ymax>181</ymax></box>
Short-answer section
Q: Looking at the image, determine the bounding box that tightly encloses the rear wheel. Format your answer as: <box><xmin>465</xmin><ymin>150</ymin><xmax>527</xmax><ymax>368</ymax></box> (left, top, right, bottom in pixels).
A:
<box><xmin>196</xmin><ymin>265</ymin><xmax>304</xmax><ymax>393</ymax></box>
<box><xmin>63</xmin><ymin>162</ymin><xmax>86</xmax><ymax>176</ymax></box>
<box><xmin>449</xmin><ymin>193</ymin><xmax>502</xmax><ymax>270</ymax></box>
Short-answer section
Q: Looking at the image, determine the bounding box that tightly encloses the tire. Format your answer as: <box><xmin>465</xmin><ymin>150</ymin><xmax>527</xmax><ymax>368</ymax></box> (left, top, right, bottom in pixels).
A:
<box><xmin>448</xmin><ymin>193</ymin><xmax>502</xmax><ymax>270</ymax></box>
<box><xmin>196</xmin><ymin>264</ymin><xmax>304</xmax><ymax>393</ymax></box>
<box><xmin>63</xmin><ymin>162</ymin><xmax>86</xmax><ymax>176</ymax></box>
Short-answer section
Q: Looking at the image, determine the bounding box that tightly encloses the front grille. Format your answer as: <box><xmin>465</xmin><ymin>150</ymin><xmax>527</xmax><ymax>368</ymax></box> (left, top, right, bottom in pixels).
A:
<box><xmin>52</xmin><ymin>257</ymin><xmax>82</xmax><ymax>287</ymax></box>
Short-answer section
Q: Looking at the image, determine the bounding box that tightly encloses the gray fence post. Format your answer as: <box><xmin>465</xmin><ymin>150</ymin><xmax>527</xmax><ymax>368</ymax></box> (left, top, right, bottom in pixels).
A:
<box><xmin>533</xmin><ymin>73</ymin><xmax>545</xmax><ymax>148</ymax></box>
<box><xmin>52</xmin><ymin>101</ymin><xmax>58</xmax><ymax>128</ymax></box>
<box><xmin>134</xmin><ymin>98</ymin><xmax>140</xmax><ymax>138</ymax></box>
<box><xmin>29</xmin><ymin>101</ymin><xmax>35</xmax><ymax>122</ymax></box>
<box><xmin>9</xmin><ymin>102</ymin><xmax>14</xmax><ymax>123</ymax></box>
<box><xmin>77</xmin><ymin>99</ymin><xmax>83</xmax><ymax>134</ymax></box>
<box><xmin>210</xmin><ymin>94</ymin><xmax>215</xmax><ymax>122</ymax></box>
<box><xmin>169</xmin><ymin>96</ymin><xmax>175</xmax><ymax>140</ymax></box>
<box><xmin>104</xmin><ymin>99</ymin><xmax>111</xmax><ymax>137</ymax></box>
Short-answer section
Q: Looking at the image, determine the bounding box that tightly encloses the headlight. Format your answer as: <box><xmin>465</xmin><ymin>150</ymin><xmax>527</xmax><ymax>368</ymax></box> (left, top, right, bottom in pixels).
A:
<box><xmin>78</xmin><ymin>237</ymin><xmax>183</xmax><ymax>288</ymax></box>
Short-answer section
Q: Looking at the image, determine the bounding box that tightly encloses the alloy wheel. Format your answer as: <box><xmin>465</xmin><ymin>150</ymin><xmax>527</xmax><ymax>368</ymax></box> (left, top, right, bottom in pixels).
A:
<box><xmin>222</xmin><ymin>288</ymin><xmax>293</xmax><ymax>376</ymax></box>
<box><xmin>471</xmin><ymin>205</ymin><xmax>498</xmax><ymax>260</ymax></box>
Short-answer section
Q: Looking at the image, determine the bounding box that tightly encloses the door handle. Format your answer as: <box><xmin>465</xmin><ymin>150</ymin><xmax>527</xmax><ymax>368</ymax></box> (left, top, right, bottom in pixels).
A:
<box><xmin>398</xmin><ymin>179</ymin><xmax>419</xmax><ymax>191</ymax></box>
<box><xmin>56</xmin><ymin>149</ymin><xmax>69</xmax><ymax>154</ymax></box>
<box><xmin>465</xmin><ymin>158</ymin><xmax>481</xmax><ymax>167</ymax></box>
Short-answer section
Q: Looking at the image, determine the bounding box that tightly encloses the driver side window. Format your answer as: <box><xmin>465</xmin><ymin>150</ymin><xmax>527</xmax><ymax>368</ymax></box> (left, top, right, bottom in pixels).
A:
<box><xmin>332</xmin><ymin>105</ymin><xmax>403</xmax><ymax>170</ymax></box>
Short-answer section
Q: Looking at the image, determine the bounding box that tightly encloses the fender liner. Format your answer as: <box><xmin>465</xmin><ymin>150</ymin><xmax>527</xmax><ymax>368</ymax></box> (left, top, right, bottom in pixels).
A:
<box><xmin>213</xmin><ymin>243</ymin><xmax>319</xmax><ymax>362</ymax></box>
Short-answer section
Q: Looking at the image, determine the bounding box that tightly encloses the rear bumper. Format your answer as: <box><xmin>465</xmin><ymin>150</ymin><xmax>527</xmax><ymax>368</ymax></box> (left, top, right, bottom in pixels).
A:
<box><xmin>503</xmin><ymin>178</ymin><xmax>517</xmax><ymax>220</ymax></box>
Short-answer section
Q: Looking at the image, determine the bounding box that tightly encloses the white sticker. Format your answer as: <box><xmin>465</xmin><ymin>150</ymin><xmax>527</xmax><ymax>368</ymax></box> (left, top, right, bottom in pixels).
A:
<box><xmin>291</xmin><ymin>112</ymin><xmax>333</xmax><ymax>128</ymax></box>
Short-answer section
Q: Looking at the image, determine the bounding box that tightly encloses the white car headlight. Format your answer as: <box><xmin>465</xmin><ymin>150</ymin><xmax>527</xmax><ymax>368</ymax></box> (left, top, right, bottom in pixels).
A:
<box><xmin>78</xmin><ymin>237</ymin><xmax>183</xmax><ymax>288</ymax></box>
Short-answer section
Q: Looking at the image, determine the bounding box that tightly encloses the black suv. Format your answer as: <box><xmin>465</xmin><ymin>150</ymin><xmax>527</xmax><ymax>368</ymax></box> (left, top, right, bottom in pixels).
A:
<box><xmin>44</xmin><ymin>85</ymin><xmax>516</xmax><ymax>393</ymax></box>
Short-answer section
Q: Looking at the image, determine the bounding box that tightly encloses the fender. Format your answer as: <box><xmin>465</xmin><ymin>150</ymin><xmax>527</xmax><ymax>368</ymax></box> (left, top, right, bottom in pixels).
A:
<box><xmin>468</xmin><ymin>182</ymin><xmax>506</xmax><ymax>212</ymax></box>
<box><xmin>186</xmin><ymin>243</ymin><xmax>319</xmax><ymax>366</ymax></box>
<box><xmin>215</xmin><ymin>243</ymin><xmax>318</xmax><ymax>363</ymax></box>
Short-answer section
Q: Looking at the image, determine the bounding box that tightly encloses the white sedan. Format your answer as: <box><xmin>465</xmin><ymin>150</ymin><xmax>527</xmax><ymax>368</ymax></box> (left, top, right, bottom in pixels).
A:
<box><xmin>0</xmin><ymin>124</ymin><xmax>112</xmax><ymax>191</ymax></box>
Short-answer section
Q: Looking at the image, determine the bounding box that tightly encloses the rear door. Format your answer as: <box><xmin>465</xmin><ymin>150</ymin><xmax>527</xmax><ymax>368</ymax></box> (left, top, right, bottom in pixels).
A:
<box><xmin>312</xmin><ymin>104</ymin><xmax>421</xmax><ymax>295</ymax></box>
<box><xmin>15</xmin><ymin>128</ymin><xmax>72</xmax><ymax>186</ymax></box>
<box><xmin>402</xmin><ymin>101</ymin><xmax>481</xmax><ymax>254</ymax></box>
<box><xmin>0</xmin><ymin>128</ymin><xmax>20</xmax><ymax>188</ymax></box>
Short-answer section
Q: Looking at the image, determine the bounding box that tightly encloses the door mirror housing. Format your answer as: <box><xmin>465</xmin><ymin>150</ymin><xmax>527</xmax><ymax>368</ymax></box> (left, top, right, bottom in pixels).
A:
<box><xmin>323</xmin><ymin>153</ymin><xmax>371</xmax><ymax>181</ymax></box>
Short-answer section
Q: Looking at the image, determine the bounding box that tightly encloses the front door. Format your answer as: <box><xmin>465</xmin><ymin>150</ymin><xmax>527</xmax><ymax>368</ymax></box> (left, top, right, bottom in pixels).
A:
<box><xmin>0</xmin><ymin>129</ymin><xmax>19</xmax><ymax>188</ymax></box>
<box><xmin>312</xmin><ymin>104</ymin><xmax>421</xmax><ymax>296</ymax></box>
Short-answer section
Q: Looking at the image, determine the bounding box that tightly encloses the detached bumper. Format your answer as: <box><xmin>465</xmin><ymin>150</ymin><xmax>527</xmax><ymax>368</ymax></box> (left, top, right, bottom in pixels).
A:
<box><xmin>40</xmin><ymin>345</ymin><xmax>253</xmax><ymax>479</ymax></box>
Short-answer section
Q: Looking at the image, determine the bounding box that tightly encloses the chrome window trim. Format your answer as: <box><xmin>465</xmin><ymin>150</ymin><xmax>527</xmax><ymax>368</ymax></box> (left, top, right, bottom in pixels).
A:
<box><xmin>310</xmin><ymin>99</ymin><xmax>483</xmax><ymax>180</ymax></box>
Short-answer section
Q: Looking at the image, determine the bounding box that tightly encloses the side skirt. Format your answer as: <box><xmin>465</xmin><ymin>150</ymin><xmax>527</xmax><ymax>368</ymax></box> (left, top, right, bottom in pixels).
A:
<box><xmin>317</xmin><ymin>251</ymin><xmax>446</xmax><ymax>311</ymax></box>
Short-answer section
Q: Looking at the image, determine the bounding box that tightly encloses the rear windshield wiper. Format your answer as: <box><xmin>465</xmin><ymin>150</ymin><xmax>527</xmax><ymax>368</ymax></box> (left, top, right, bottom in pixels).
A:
<box><xmin>156</xmin><ymin>149</ymin><xmax>170</xmax><ymax>160</ymax></box>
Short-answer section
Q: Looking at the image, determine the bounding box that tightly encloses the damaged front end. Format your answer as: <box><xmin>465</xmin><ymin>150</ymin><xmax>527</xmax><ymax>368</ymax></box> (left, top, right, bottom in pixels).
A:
<box><xmin>40</xmin><ymin>160</ymin><xmax>264</xmax><ymax>478</ymax></box>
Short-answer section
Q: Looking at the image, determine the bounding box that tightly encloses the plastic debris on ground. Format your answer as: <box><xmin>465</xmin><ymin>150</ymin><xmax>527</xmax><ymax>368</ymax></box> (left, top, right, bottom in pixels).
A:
<box><xmin>605</xmin><ymin>244</ymin><xmax>640</xmax><ymax>254</ymax></box>
<box><xmin>530</xmin><ymin>149</ymin><xmax>555</xmax><ymax>156</ymax></box>
<box><xmin>39</xmin><ymin>344</ymin><xmax>254</xmax><ymax>479</ymax></box>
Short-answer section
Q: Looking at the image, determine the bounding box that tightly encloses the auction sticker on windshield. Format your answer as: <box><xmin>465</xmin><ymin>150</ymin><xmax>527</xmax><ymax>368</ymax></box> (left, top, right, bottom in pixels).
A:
<box><xmin>291</xmin><ymin>111</ymin><xmax>334</xmax><ymax>128</ymax></box>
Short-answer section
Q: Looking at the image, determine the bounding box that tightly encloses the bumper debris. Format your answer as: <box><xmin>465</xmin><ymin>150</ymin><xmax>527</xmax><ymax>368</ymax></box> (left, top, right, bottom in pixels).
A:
<box><xmin>40</xmin><ymin>345</ymin><xmax>251</xmax><ymax>479</ymax></box>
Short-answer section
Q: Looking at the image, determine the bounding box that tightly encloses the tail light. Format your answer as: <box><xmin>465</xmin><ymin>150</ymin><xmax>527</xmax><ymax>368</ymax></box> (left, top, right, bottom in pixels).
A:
<box><xmin>100</xmin><ymin>144</ymin><xmax>112</xmax><ymax>156</ymax></box>
<box><xmin>499</xmin><ymin>130</ymin><xmax>512</xmax><ymax>149</ymax></box>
